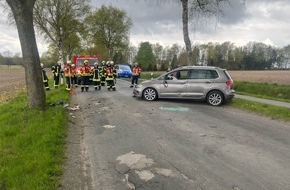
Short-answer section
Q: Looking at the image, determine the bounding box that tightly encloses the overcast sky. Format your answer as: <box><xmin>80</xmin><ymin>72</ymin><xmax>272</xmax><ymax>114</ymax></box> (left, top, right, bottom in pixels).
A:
<box><xmin>1</xmin><ymin>0</ymin><xmax>290</xmax><ymax>55</ymax></box>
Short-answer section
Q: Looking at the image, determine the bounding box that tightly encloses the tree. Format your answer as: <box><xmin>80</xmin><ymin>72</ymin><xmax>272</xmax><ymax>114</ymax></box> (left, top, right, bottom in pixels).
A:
<box><xmin>180</xmin><ymin>0</ymin><xmax>230</xmax><ymax>65</ymax></box>
<box><xmin>33</xmin><ymin>0</ymin><xmax>89</xmax><ymax>62</ymax></box>
<box><xmin>6</xmin><ymin>0</ymin><xmax>46</xmax><ymax>109</ymax></box>
<box><xmin>280</xmin><ymin>45</ymin><xmax>290</xmax><ymax>69</ymax></box>
<box><xmin>171</xmin><ymin>54</ymin><xmax>178</xmax><ymax>69</ymax></box>
<box><xmin>152</xmin><ymin>43</ymin><xmax>164</xmax><ymax>70</ymax></box>
<box><xmin>135</xmin><ymin>42</ymin><xmax>156</xmax><ymax>71</ymax></box>
<box><xmin>167</xmin><ymin>44</ymin><xmax>181</xmax><ymax>62</ymax></box>
<box><xmin>3</xmin><ymin>50</ymin><xmax>13</xmax><ymax>67</ymax></box>
<box><xmin>85</xmin><ymin>5</ymin><xmax>133</xmax><ymax>59</ymax></box>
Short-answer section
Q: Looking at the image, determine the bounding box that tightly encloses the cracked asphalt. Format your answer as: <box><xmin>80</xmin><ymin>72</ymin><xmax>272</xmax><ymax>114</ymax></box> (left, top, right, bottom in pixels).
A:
<box><xmin>59</xmin><ymin>79</ymin><xmax>290</xmax><ymax>190</ymax></box>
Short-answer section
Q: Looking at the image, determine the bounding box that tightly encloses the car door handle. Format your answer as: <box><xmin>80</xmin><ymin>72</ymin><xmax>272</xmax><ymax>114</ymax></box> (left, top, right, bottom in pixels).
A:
<box><xmin>163</xmin><ymin>80</ymin><xmax>168</xmax><ymax>87</ymax></box>
<box><xmin>206</xmin><ymin>81</ymin><xmax>212</xmax><ymax>84</ymax></box>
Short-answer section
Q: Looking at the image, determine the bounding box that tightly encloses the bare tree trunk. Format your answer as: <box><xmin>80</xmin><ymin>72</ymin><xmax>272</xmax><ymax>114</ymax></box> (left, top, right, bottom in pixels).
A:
<box><xmin>181</xmin><ymin>0</ymin><xmax>194</xmax><ymax>65</ymax></box>
<box><xmin>6</xmin><ymin>0</ymin><xmax>46</xmax><ymax>110</ymax></box>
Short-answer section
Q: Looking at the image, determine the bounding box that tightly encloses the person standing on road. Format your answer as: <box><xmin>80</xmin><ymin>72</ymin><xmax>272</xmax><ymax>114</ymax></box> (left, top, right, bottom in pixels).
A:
<box><xmin>80</xmin><ymin>60</ymin><xmax>91</xmax><ymax>92</ymax></box>
<box><xmin>92</xmin><ymin>62</ymin><xmax>102</xmax><ymax>90</ymax></box>
<box><xmin>51</xmin><ymin>61</ymin><xmax>62</xmax><ymax>89</ymax></box>
<box><xmin>71</xmin><ymin>63</ymin><xmax>78</xmax><ymax>88</ymax></box>
<box><xmin>130</xmin><ymin>62</ymin><xmax>142</xmax><ymax>88</ymax></box>
<box><xmin>41</xmin><ymin>63</ymin><xmax>50</xmax><ymax>91</ymax></box>
<box><xmin>105</xmin><ymin>61</ymin><xmax>116</xmax><ymax>91</ymax></box>
<box><xmin>100</xmin><ymin>61</ymin><xmax>107</xmax><ymax>86</ymax></box>
<box><xmin>63</xmin><ymin>60</ymin><xmax>72</xmax><ymax>91</ymax></box>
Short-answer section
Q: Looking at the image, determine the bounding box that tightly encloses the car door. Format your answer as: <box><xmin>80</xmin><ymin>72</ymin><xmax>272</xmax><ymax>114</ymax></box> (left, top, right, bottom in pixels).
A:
<box><xmin>186</xmin><ymin>69</ymin><xmax>219</xmax><ymax>99</ymax></box>
<box><xmin>159</xmin><ymin>70</ymin><xmax>189</xmax><ymax>98</ymax></box>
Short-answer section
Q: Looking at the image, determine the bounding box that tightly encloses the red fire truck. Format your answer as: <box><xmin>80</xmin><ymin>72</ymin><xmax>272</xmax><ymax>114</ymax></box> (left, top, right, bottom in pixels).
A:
<box><xmin>73</xmin><ymin>55</ymin><xmax>100</xmax><ymax>84</ymax></box>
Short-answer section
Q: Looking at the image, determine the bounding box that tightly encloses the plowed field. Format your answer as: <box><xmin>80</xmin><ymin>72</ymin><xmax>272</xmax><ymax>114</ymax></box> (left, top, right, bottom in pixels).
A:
<box><xmin>229</xmin><ymin>70</ymin><xmax>290</xmax><ymax>85</ymax></box>
<box><xmin>0</xmin><ymin>67</ymin><xmax>25</xmax><ymax>103</ymax></box>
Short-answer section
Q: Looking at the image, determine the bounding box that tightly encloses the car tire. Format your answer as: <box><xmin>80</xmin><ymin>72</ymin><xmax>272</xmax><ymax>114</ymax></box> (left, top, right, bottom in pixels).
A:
<box><xmin>207</xmin><ymin>90</ymin><xmax>224</xmax><ymax>106</ymax></box>
<box><xmin>143</xmin><ymin>88</ymin><xmax>158</xmax><ymax>101</ymax></box>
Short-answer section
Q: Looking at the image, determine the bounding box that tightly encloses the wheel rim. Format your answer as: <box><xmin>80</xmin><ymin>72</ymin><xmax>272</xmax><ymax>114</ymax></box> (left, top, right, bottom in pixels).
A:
<box><xmin>144</xmin><ymin>88</ymin><xmax>156</xmax><ymax>101</ymax></box>
<box><xmin>208</xmin><ymin>93</ymin><xmax>222</xmax><ymax>106</ymax></box>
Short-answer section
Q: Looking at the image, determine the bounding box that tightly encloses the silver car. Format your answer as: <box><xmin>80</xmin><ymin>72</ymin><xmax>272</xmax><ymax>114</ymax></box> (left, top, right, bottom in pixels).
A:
<box><xmin>133</xmin><ymin>66</ymin><xmax>235</xmax><ymax>106</ymax></box>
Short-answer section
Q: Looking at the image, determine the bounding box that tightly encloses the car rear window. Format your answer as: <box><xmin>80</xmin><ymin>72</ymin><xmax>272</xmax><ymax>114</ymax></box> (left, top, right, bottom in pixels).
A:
<box><xmin>223</xmin><ymin>70</ymin><xmax>232</xmax><ymax>80</ymax></box>
<box><xmin>119</xmin><ymin>65</ymin><xmax>131</xmax><ymax>70</ymax></box>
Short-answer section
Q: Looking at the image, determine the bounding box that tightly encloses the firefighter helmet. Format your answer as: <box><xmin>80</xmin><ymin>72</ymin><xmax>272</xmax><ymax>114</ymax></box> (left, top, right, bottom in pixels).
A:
<box><xmin>67</xmin><ymin>60</ymin><xmax>72</xmax><ymax>64</ymax></box>
<box><xmin>110</xmin><ymin>61</ymin><xmax>114</xmax><ymax>65</ymax></box>
<box><xmin>94</xmin><ymin>62</ymin><xmax>98</xmax><ymax>66</ymax></box>
<box><xmin>106</xmin><ymin>61</ymin><xmax>111</xmax><ymax>65</ymax></box>
<box><xmin>84</xmin><ymin>60</ymin><xmax>88</xmax><ymax>64</ymax></box>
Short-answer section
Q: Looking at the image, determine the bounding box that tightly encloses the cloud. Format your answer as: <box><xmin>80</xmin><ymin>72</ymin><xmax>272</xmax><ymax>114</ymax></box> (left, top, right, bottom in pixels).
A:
<box><xmin>1</xmin><ymin>0</ymin><xmax>290</xmax><ymax>55</ymax></box>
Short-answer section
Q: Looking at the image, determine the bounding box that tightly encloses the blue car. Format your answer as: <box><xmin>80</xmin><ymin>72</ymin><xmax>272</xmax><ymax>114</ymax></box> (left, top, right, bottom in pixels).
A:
<box><xmin>116</xmin><ymin>64</ymin><xmax>132</xmax><ymax>78</ymax></box>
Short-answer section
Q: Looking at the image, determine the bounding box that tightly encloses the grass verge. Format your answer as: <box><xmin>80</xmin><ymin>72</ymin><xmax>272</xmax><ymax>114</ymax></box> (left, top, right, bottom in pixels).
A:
<box><xmin>0</xmin><ymin>86</ymin><xmax>69</xmax><ymax>190</ymax></box>
<box><xmin>230</xmin><ymin>98</ymin><xmax>290</xmax><ymax>122</ymax></box>
<box><xmin>234</xmin><ymin>81</ymin><xmax>290</xmax><ymax>103</ymax></box>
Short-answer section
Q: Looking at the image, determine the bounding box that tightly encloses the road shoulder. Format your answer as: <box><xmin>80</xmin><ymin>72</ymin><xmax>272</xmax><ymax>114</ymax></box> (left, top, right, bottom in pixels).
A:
<box><xmin>58</xmin><ymin>93</ymin><xmax>93</xmax><ymax>190</ymax></box>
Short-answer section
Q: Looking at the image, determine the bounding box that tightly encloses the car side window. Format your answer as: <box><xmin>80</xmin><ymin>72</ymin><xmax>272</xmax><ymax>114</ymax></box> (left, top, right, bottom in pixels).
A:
<box><xmin>208</xmin><ymin>70</ymin><xmax>219</xmax><ymax>79</ymax></box>
<box><xmin>166</xmin><ymin>70</ymin><xmax>189</xmax><ymax>80</ymax></box>
<box><xmin>189</xmin><ymin>69</ymin><xmax>219</xmax><ymax>79</ymax></box>
<box><xmin>178</xmin><ymin>70</ymin><xmax>189</xmax><ymax>79</ymax></box>
<box><xmin>166</xmin><ymin>72</ymin><xmax>176</xmax><ymax>80</ymax></box>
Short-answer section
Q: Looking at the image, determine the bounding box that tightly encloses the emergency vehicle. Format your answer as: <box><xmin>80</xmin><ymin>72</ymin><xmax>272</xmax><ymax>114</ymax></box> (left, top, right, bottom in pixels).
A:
<box><xmin>73</xmin><ymin>55</ymin><xmax>99</xmax><ymax>84</ymax></box>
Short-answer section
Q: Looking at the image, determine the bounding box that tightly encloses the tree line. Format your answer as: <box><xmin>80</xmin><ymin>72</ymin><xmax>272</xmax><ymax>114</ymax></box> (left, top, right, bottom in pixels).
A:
<box><xmin>2</xmin><ymin>40</ymin><xmax>290</xmax><ymax>72</ymax></box>
<box><xmin>134</xmin><ymin>41</ymin><xmax>290</xmax><ymax>71</ymax></box>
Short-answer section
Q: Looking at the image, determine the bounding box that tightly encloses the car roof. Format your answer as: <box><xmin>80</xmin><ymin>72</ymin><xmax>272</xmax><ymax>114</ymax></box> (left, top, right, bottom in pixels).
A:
<box><xmin>173</xmin><ymin>66</ymin><xmax>225</xmax><ymax>71</ymax></box>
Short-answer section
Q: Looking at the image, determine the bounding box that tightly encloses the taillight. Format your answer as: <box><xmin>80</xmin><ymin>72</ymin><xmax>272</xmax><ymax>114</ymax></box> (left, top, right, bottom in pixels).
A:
<box><xmin>226</xmin><ymin>80</ymin><xmax>233</xmax><ymax>87</ymax></box>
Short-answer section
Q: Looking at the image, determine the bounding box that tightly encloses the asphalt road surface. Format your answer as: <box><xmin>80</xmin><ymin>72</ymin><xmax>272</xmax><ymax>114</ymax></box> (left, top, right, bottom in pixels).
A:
<box><xmin>60</xmin><ymin>79</ymin><xmax>290</xmax><ymax>190</ymax></box>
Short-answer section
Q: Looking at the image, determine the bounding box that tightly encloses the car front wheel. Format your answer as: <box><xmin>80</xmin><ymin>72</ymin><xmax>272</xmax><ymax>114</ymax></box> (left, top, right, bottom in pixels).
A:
<box><xmin>143</xmin><ymin>88</ymin><xmax>157</xmax><ymax>101</ymax></box>
<box><xmin>207</xmin><ymin>91</ymin><xmax>224</xmax><ymax>106</ymax></box>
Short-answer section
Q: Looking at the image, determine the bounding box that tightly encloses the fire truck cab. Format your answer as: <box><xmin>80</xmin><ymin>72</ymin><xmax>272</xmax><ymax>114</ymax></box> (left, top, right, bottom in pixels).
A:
<box><xmin>73</xmin><ymin>55</ymin><xmax>99</xmax><ymax>84</ymax></box>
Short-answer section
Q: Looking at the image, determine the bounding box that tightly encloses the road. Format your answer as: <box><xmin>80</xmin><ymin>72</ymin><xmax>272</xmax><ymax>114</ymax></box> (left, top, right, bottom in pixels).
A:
<box><xmin>60</xmin><ymin>79</ymin><xmax>290</xmax><ymax>190</ymax></box>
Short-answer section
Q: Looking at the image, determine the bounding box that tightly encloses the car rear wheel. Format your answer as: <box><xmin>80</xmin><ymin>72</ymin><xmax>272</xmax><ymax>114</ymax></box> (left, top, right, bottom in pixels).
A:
<box><xmin>143</xmin><ymin>88</ymin><xmax>157</xmax><ymax>101</ymax></box>
<box><xmin>207</xmin><ymin>90</ymin><xmax>224</xmax><ymax>106</ymax></box>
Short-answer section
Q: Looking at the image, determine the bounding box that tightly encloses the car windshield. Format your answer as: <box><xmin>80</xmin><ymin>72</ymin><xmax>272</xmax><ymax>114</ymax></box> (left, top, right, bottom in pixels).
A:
<box><xmin>76</xmin><ymin>58</ymin><xmax>98</xmax><ymax>67</ymax></box>
<box><xmin>119</xmin><ymin>65</ymin><xmax>131</xmax><ymax>70</ymax></box>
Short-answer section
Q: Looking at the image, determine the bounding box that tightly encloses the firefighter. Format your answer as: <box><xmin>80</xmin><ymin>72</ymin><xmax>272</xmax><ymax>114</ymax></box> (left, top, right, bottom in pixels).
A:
<box><xmin>100</xmin><ymin>60</ymin><xmax>107</xmax><ymax>86</ymax></box>
<box><xmin>130</xmin><ymin>62</ymin><xmax>142</xmax><ymax>87</ymax></box>
<box><xmin>80</xmin><ymin>59</ymin><xmax>91</xmax><ymax>92</ymax></box>
<box><xmin>105</xmin><ymin>61</ymin><xmax>116</xmax><ymax>91</ymax></box>
<box><xmin>71</xmin><ymin>63</ymin><xmax>78</xmax><ymax>88</ymax></box>
<box><xmin>63</xmin><ymin>60</ymin><xmax>72</xmax><ymax>91</ymax></box>
<box><xmin>51</xmin><ymin>61</ymin><xmax>62</xmax><ymax>88</ymax></box>
<box><xmin>112</xmin><ymin>61</ymin><xmax>117</xmax><ymax>84</ymax></box>
<box><xmin>92</xmin><ymin>62</ymin><xmax>102</xmax><ymax>90</ymax></box>
<box><xmin>41</xmin><ymin>63</ymin><xmax>50</xmax><ymax>91</ymax></box>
